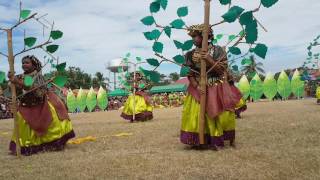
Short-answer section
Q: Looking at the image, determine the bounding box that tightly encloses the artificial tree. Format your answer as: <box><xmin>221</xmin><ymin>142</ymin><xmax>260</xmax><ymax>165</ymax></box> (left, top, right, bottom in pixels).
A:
<box><xmin>140</xmin><ymin>0</ymin><xmax>278</xmax><ymax>144</ymax></box>
<box><xmin>0</xmin><ymin>2</ymin><xmax>68</xmax><ymax>156</ymax></box>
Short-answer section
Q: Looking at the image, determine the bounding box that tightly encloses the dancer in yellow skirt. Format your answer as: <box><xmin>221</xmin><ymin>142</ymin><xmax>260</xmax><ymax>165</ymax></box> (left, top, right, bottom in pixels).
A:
<box><xmin>8</xmin><ymin>55</ymin><xmax>75</xmax><ymax>156</ymax></box>
<box><xmin>121</xmin><ymin>72</ymin><xmax>153</xmax><ymax>122</ymax></box>
<box><xmin>316</xmin><ymin>82</ymin><xmax>320</xmax><ymax>104</ymax></box>
<box><xmin>180</xmin><ymin>25</ymin><xmax>241</xmax><ymax>149</ymax></box>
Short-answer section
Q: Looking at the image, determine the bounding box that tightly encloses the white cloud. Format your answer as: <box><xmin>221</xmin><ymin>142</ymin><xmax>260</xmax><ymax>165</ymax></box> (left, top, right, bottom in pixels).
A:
<box><xmin>0</xmin><ymin>0</ymin><xmax>320</xmax><ymax>77</ymax></box>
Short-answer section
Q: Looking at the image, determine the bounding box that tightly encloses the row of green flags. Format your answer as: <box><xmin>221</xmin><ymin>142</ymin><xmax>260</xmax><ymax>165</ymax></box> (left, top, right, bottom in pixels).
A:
<box><xmin>66</xmin><ymin>86</ymin><xmax>108</xmax><ymax>113</ymax></box>
<box><xmin>238</xmin><ymin>69</ymin><xmax>305</xmax><ymax>101</ymax></box>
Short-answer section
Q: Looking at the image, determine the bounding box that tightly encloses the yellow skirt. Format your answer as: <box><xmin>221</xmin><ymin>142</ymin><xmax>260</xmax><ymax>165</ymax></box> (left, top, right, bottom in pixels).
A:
<box><xmin>9</xmin><ymin>102</ymin><xmax>75</xmax><ymax>156</ymax></box>
<box><xmin>180</xmin><ymin>94</ymin><xmax>236</xmax><ymax>147</ymax></box>
<box><xmin>121</xmin><ymin>94</ymin><xmax>153</xmax><ymax>121</ymax></box>
<box><xmin>316</xmin><ymin>87</ymin><xmax>320</xmax><ymax>99</ymax></box>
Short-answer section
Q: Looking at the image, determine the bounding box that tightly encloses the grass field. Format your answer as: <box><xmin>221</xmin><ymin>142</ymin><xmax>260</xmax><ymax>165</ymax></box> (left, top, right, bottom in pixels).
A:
<box><xmin>0</xmin><ymin>98</ymin><xmax>319</xmax><ymax>180</ymax></box>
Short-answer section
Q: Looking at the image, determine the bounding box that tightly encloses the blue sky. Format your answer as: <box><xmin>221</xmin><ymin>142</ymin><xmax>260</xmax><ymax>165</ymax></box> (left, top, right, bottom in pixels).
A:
<box><xmin>0</xmin><ymin>0</ymin><xmax>320</xmax><ymax>78</ymax></box>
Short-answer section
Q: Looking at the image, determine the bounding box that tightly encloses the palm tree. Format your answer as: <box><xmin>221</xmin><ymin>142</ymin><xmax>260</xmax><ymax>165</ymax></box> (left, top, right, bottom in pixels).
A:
<box><xmin>241</xmin><ymin>55</ymin><xmax>265</xmax><ymax>78</ymax></box>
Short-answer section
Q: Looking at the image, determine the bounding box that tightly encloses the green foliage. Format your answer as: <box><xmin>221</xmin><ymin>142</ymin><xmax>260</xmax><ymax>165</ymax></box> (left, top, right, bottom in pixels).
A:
<box><xmin>97</xmin><ymin>86</ymin><xmax>108</xmax><ymax>110</ymax></box>
<box><xmin>238</xmin><ymin>75</ymin><xmax>250</xmax><ymax>100</ymax></box>
<box><xmin>150</xmin><ymin>1</ymin><xmax>161</xmax><ymax>13</ymax></box>
<box><xmin>24</xmin><ymin>37</ymin><xmax>37</xmax><ymax>47</ymax></box>
<box><xmin>0</xmin><ymin>71</ymin><xmax>5</xmax><ymax>84</ymax></box>
<box><xmin>277</xmin><ymin>71</ymin><xmax>291</xmax><ymax>99</ymax></box>
<box><xmin>254</xmin><ymin>43</ymin><xmax>268</xmax><ymax>59</ymax></box>
<box><xmin>180</xmin><ymin>66</ymin><xmax>190</xmax><ymax>77</ymax></box>
<box><xmin>141</xmin><ymin>16</ymin><xmax>155</xmax><ymax>26</ymax></box>
<box><xmin>222</xmin><ymin>6</ymin><xmax>244</xmax><ymax>23</ymax></box>
<box><xmin>261</xmin><ymin>0</ymin><xmax>279</xmax><ymax>8</ymax></box>
<box><xmin>170</xmin><ymin>19</ymin><xmax>185</xmax><ymax>29</ymax></box>
<box><xmin>173</xmin><ymin>55</ymin><xmax>185</xmax><ymax>64</ymax></box>
<box><xmin>173</xmin><ymin>40</ymin><xmax>183</xmax><ymax>49</ymax></box>
<box><xmin>219</xmin><ymin>0</ymin><xmax>231</xmax><ymax>5</ymax></box>
<box><xmin>250</xmin><ymin>74</ymin><xmax>263</xmax><ymax>101</ymax></box>
<box><xmin>146</xmin><ymin>58</ymin><xmax>160</xmax><ymax>66</ymax></box>
<box><xmin>67</xmin><ymin>90</ymin><xmax>77</xmax><ymax>113</ymax></box>
<box><xmin>239</xmin><ymin>11</ymin><xmax>253</xmax><ymax>26</ymax></box>
<box><xmin>23</xmin><ymin>75</ymin><xmax>34</xmax><ymax>87</ymax></box>
<box><xmin>229</xmin><ymin>47</ymin><xmax>241</xmax><ymax>55</ymax></box>
<box><xmin>164</xmin><ymin>26</ymin><xmax>171</xmax><ymax>37</ymax></box>
<box><xmin>46</xmin><ymin>45</ymin><xmax>59</xmax><ymax>53</ymax></box>
<box><xmin>86</xmin><ymin>87</ymin><xmax>97</xmax><ymax>112</ymax></box>
<box><xmin>56</xmin><ymin>62</ymin><xmax>66</xmax><ymax>72</ymax></box>
<box><xmin>182</xmin><ymin>40</ymin><xmax>193</xmax><ymax>51</ymax></box>
<box><xmin>263</xmin><ymin>73</ymin><xmax>277</xmax><ymax>100</ymax></box>
<box><xmin>20</xmin><ymin>9</ymin><xmax>31</xmax><ymax>19</ymax></box>
<box><xmin>177</xmin><ymin>6</ymin><xmax>188</xmax><ymax>17</ymax></box>
<box><xmin>245</xmin><ymin>20</ymin><xmax>258</xmax><ymax>43</ymax></box>
<box><xmin>50</xmin><ymin>30</ymin><xmax>63</xmax><ymax>40</ymax></box>
<box><xmin>152</xmin><ymin>42</ymin><xmax>164</xmax><ymax>53</ymax></box>
<box><xmin>53</xmin><ymin>75</ymin><xmax>67</xmax><ymax>87</ymax></box>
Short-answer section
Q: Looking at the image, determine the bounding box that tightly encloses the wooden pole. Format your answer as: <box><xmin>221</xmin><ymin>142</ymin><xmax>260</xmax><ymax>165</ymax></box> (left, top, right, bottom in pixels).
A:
<box><xmin>6</xmin><ymin>29</ymin><xmax>21</xmax><ymax>157</ymax></box>
<box><xmin>132</xmin><ymin>65</ymin><xmax>136</xmax><ymax>122</ymax></box>
<box><xmin>199</xmin><ymin>0</ymin><xmax>211</xmax><ymax>145</ymax></box>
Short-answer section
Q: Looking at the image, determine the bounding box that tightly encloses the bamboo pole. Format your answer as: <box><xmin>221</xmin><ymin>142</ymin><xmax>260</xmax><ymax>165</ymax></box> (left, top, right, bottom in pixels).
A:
<box><xmin>132</xmin><ymin>65</ymin><xmax>136</xmax><ymax>122</ymax></box>
<box><xmin>6</xmin><ymin>29</ymin><xmax>21</xmax><ymax>157</ymax></box>
<box><xmin>199</xmin><ymin>0</ymin><xmax>211</xmax><ymax>145</ymax></box>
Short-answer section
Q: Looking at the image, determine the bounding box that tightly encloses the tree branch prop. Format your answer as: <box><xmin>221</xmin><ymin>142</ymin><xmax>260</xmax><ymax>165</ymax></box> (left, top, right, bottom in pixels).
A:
<box><xmin>154</xmin><ymin>53</ymin><xmax>199</xmax><ymax>74</ymax></box>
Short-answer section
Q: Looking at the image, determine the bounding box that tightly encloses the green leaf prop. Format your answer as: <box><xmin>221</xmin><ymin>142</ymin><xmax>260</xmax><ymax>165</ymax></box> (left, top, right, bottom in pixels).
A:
<box><xmin>173</xmin><ymin>55</ymin><xmax>185</xmax><ymax>64</ymax></box>
<box><xmin>0</xmin><ymin>71</ymin><xmax>5</xmax><ymax>84</ymax></box>
<box><xmin>239</xmin><ymin>11</ymin><xmax>253</xmax><ymax>26</ymax></box>
<box><xmin>219</xmin><ymin>0</ymin><xmax>231</xmax><ymax>5</ymax></box>
<box><xmin>159</xmin><ymin>0</ymin><xmax>168</xmax><ymax>10</ymax></box>
<box><xmin>141</xmin><ymin>16</ymin><xmax>155</xmax><ymax>26</ymax></box>
<box><xmin>67</xmin><ymin>90</ymin><xmax>77</xmax><ymax>113</ymax></box>
<box><xmin>228</xmin><ymin>35</ymin><xmax>237</xmax><ymax>41</ymax></box>
<box><xmin>164</xmin><ymin>26</ymin><xmax>171</xmax><ymax>37</ymax></box>
<box><xmin>232</xmin><ymin>65</ymin><xmax>238</xmax><ymax>71</ymax></box>
<box><xmin>180</xmin><ymin>66</ymin><xmax>190</xmax><ymax>77</ymax></box>
<box><xmin>177</xmin><ymin>6</ymin><xmax>188</xmax><ymax>17</ymax></box>
<box><xmin>150</xmin><ymin>1</ymin><xmax>161</xmax><ymax>13</ymax></box>
<box><xmin>277</xmin><ymin>70</ymin><xmax>291</xmax><ymax>99</ymax></box>
<box><xmin>254</xmin><ymin>43</ymin><xmax>268</xmax><ymax>59</ymax></box>
<box><xmin>56</xmin><ymin>62</ymin><xmax>66</xmax><ymax>72</ymax></box>
<box><xmin>222</xmin><ymin>6</ymin><xmax>244</xmax><ymax>23</ymax></box>
<box><xmin>20</xmin><ymin>10</ymin><xmax>31</xmax><ymax>19</ymax></box>
<box><xmin>245</xmin><ymin>20</ymin><xmax>258</xmax><ymax>43</ymax></box>
<box><xmin>229</xmin><ymin>47</ymin><xmax>241</xmax><ymax>55</ymax></box>
<box><xmin>182</xmin><ymin>40</ymin><xmax>193</xmax><ymax>51</ymax></box>
<box><xmin>261</xmin><ymin>0</ymin><xmax>279</xmax><ymax>8</ymax></box>
<box><xmin>24</xmin><ymin>37</ymin><xmax>37</xmax><ymax>47</ymax></box>
<box><xmin>250</xmin><ymin>74</ymin><xmax>263</xmax><ymax>101</ymax></box>
<box><xmin>152</xmin><ymin>42</ymin><xmax>164</xmax><ymax>53</ymax></box>
<box><xmin>136</xmin><ymin>57</ymin><xmax>142</xmax><ymax>62</ymax></box>
<box><xmin>50</xmin><ymin>30</ymin><xmax>63</xmax><ymax>40</ymax></box>
<box><xmin>97</xmin><ymin>86</ymin><xmax>108</xmax><ymax>110</ymax></box>
<box><xmin>291</xmin><ymin>69</ymin><xmax>304</xmax><ymax>98</ymax></box>
<box><xmin>23</xmin><ymin>75</ymin><xmax>34</xmax><ymax>87</ymax></box>
<box><xmin>146</xmin><ymin>58</ymin><xmax>160</xmax><ymax>66</ymax></box>
<box><xmin>86</xmin><ymin>87</ymin><xmax>97</xmax><ymax>112</ymax></box>
<box><xmin>53</xmin><ymin>75</ymin><xmax>67</xmax><ymax>87</ymax></box>
<box><xmin>46</xmin><ymin>45</ymin><xmax>59</xmax><ymax>53</ymax></box>
<box><xmin>77</xmin><ymin>88</ymin><xmax>87</xmax><ymax>112</ymax></box>
<box><xmin>216</xmin><ymin>34</ymin><xmax>223</xmax><ymax>40</ymax></box>
<box><xmin>238</xmin><ymin>75</ymin><xmax>250</xmax><ymax>100</ymax></box>
<box><xmin>170</xmin><ymin>19</ymin><xmax>185</xmax><ymax>29</ymax></box>
<box><xmin>149</xmin><ymin>71</ymin><xmax>160</xmax><ymax>83</ymax></box>
<box><xmin>173</xmin><ymin>40</ymin><xmax>183</xmax><ymax>49</ymax></box>
<box><xmin>241</xmin><ymin>58</ymin><xmax>252</xmax><ymax>65</ymax></box>
<box><xmin>263</xmin><ymin>73</ymin><xmax>277</xmax><ymax>100</ymax></box>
